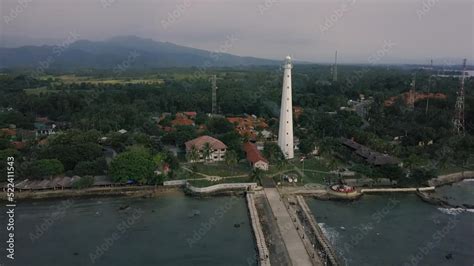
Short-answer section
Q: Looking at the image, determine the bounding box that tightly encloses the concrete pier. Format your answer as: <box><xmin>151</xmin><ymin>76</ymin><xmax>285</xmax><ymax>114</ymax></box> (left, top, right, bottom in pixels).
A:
<box><xmin>247</xmin><ymin>193</ymin><xmax>271</xmax><ymax>265</ymax></box>
<box><xmin>264</xmin><ymin>187</ymin><xmax>314</xmax><ymax>266</ymax></box>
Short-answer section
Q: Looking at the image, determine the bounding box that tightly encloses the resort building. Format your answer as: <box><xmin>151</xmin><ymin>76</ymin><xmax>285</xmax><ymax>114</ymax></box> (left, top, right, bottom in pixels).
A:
<box><xmin>243</xmin><ymin>142</ymin><xmax>269</xmax><ymax>171</ymax></box>
<box><xmin>185</xmin><ymin>135</ymin><xmax>227</xmax><ymax>163</ymax></box>
<box><xmin>342</xmin><ymin>138</ymin><xmax>401</xmax><ymax>166</ymax></box>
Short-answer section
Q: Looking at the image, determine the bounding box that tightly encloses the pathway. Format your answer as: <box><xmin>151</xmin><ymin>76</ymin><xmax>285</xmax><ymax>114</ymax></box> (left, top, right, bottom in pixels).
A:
<box><xmin>264</xmin><ymin>187</ymin><xmax>314</xmax><ymax>266</ymax></box>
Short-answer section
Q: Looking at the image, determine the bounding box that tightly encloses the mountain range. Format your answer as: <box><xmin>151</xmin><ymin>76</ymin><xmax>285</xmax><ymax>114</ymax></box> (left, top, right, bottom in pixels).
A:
<box><xmin>0</xmin><ymin>36</ymin><xmax>280</xmax><ymax>70</ymax></box>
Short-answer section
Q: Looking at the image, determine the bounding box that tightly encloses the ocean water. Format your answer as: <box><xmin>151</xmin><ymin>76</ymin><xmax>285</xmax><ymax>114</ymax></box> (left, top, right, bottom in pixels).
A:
<box><xmin>307</xmin><ymin>181</ymin><xmax>474</xmax><ymax>266</ymax></box>
<box><xmin>0</xmin><ymin>194</ymin><xmax>257</xmax><ymax>266</ymax></box>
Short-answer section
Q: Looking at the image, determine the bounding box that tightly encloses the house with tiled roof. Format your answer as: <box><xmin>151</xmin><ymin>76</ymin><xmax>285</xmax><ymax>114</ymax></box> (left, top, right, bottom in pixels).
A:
<box><xmin>171</xmin><ymin>117</ymin><xmax>194</xmax><ymax>127</ymax></box>
<box><xmin>227</xmin><ymin>115</ymin><xmax>269</xmax><ymax>141</ymax></box>
<box><xmin>243</xmin><ymin>142</ymin><xmax>269</xmax><ymax>171</ymax></box>
<box><xmin>185</xmin><ymin>135</ymin><xmax>227</xmax><ymax>162</ymax></box>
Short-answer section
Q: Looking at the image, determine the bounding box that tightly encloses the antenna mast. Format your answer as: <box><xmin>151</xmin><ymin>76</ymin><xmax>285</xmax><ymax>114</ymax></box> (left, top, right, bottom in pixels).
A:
<box><xmin>425</xmin><ymin>59</ymin><xmax>433</xmax><ymax>115</ymax></box>
<box><xmin>211</xmin><ymin>75</ymin><xmax>218</xmax><ymax>114</ymax></box>
<box><xmin>408</xmin><ymin>73</ymin><xmax>416</xmax><ymax>110</ymax></box>
<box><xmin>453</xmin><ymin>59</ymin><xmax>467</xmax><ymax>136</ymax></box>
<box><xmin>333</xmin><ymin>50</ymin><xmax>338</xmax><ymax>82</ymax></box>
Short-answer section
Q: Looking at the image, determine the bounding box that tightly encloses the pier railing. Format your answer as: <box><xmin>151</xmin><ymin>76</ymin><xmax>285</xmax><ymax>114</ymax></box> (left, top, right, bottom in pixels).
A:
<box><xmin>247</xmin><ymin>193</ymin><xmax>271</xmax><ymax>266</ymax></box>
<box><xmin>296</xmin><ymin>195</ymin><xmax>341</xmax><ymax>266</ymax></box>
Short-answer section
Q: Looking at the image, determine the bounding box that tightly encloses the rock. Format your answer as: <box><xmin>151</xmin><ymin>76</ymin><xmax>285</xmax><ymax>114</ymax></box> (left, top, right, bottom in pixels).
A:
<box><xmin>445</xmin><ymin>253</ymin><xmax>453</xmax><ymax>260</ymax></box>
<box><xmin>234</xmin><ymin>223</ymin><xmax>241</xmax><ymax>228</ymax></box>
<box><xmin>118</xmin><ymin>205</ymin><xmax>129</xmax><ymax>211</ymax></box>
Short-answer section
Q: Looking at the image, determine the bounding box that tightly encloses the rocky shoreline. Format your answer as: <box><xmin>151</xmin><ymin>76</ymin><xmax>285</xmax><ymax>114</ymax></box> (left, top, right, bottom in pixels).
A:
<box><xmin>1</xmin><ymin>186</ymin><xmax>181</xmax><ymax>201</ymax></box>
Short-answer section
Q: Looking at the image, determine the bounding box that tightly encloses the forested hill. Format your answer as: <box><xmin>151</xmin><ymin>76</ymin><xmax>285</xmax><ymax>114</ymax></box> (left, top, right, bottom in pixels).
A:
<box><xmin>0</xmin><ymin>36</ymin><xmax>279</xmax><ymax>69</ymax></box>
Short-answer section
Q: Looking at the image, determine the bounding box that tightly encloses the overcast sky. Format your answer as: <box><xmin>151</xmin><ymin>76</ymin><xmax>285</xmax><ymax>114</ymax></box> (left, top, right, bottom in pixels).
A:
<box><xmin>1</xmin><ymin>0</ymin><xmax>473</xmax><ymax>64</ymax></box>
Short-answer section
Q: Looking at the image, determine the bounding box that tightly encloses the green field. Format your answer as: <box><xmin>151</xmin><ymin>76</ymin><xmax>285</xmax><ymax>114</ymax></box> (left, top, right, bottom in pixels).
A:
<box><xmin>50</xmin><ymin>75</ymin><xmax>164</xmax><ymax>85</ymax></box>
<box><xmin>193</xmin><ymin>162</ymin><xmax>251</xmax><ymax>177</ymax></box>
<box><xmin>24</xmin><ymin>87</ymin><xmax>60</xmax><ymax>95</ymax></box>
<box><xmin>187</xmin><ymin>176</ymin><xmax>253</xmax><ymax>187</ymax></box>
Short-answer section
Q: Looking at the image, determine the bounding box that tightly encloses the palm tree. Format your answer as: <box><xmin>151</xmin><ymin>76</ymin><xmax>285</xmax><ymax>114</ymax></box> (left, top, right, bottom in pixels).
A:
<box><xmin>250</xmin><ymin>168</ymin><xmax>264</xmax><ymax>183</ymax></box>
<box><xmin>202</xmin><ymin>142</ymin><xmax>212</xmax><ymax>163</ymax></box>
<box><xmin>225</xmin><ymin>150</ymin><xmax>238</xmax><ymax>175</ymax></box>
<box><xmin>186</xmin><ymin>145</ymin><xmax>200</xmax><ymax>171</ymax></box>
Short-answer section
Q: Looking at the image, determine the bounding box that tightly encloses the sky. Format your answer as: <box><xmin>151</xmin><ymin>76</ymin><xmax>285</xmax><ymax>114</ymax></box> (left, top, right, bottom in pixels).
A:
<box><xmin>1</xmin><ymin>0</ymin><xmax>473</xmax><ymax>64</ymax></box>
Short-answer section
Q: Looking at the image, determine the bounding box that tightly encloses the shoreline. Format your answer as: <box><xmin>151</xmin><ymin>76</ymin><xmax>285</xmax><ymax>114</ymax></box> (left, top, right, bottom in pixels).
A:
<box><xmin>5</xmin><ymin>172</ymin><xmax>473</xmax><ymax>202</ymax></box>
<box><xmin>1</xmin><ymin>186</ymin><xmax>182</xmax><ymax>202</ymax></box>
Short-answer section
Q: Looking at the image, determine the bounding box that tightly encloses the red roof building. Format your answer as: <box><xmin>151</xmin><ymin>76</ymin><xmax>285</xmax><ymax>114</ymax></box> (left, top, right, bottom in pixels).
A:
<box><xmin>243</xmin><ymin>142</ymin><xmax>269</xmax><ymax>171</ymax></box>
<box><xmin>0</xmin><ymin>128</ymin><xmax>16</xmax><ymax>137</ymax></box>
<box><xmin>171</xmin><ymin>117</ymin><xmax>194</xmax><ymax>127</ymax></box>
<box><xmin>182</xmin><ymin>112</ymin><xmax>197</xmax><ymax>118</ymax></box>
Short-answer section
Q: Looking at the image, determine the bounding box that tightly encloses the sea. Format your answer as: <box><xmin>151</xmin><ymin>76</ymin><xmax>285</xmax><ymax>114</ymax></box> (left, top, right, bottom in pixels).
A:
<box><xmin>0</xmin><ymin>193</ymin><xmax>257</xmax><ymax>266</ymax></box>
<box><xmin>307</xmin><ymin>179</ymin><xmax>474</xmax><ymax>266</ymax></box>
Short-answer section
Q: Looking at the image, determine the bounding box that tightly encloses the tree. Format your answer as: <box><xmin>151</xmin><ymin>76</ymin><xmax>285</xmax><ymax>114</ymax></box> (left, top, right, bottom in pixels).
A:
<box><xmin>299</xmin><ymin>137</ymin><xmax>316</xmax><ymax>155</ymax></box>
<box><xmin>72</xmin><ymin>176</ymin><xmax>94</xmax><ymax>189</ymax></box>
<box><xmin>225</xmin><ymin>150</ymin><xmax>238</xmax><ymax>175</ymax></box>
<box><xmin>29</xmin><ymin>159</ymin><xmax>64</xmax><ymax>180</ymax></box>
<box><xmin>202</xmin><ymin>142</ymin><xmax>212</xmax><ymax>163</ymax></box>
<box><xmin>109</xmin><ymin>149</ymin><xmax>155</xmax><ymax>184</ymax></box>
<box><xmin>186</xmin><ymin>145</ymin><xmax>199</xmax><ymax>163</ymax></box>
<box><xmin>250</xmin><ymin>168</ymin><xmax>264</xmax><ymax>182</ymax></box>
<box><xmin>263</xmin><ymin>142</ymin><xmax>284</xmax><ymax>164</ymax></box>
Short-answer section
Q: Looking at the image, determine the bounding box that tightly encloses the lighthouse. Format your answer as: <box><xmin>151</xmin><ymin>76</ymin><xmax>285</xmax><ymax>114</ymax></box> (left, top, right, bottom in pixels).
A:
<box><xmin>278</xmin><ymin>56</ymin><xmax>294</xmax><ymax>159</ymax></box>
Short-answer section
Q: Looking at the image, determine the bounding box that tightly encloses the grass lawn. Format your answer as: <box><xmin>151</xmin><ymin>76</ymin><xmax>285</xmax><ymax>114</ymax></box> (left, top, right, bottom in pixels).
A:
<box><xmin>53</xmin><ymin>75</ymin><xmax>164</xmax><ymax>85</ymax></box>
<box><xmin>187</xmin><ymin>176</ymin><xmax>254</xmax><ymax>187</ymax></box>
<box><xmin>193</xmin><ymin>162</ymin><xmax>251</xmax><ymax>177</ymax></box>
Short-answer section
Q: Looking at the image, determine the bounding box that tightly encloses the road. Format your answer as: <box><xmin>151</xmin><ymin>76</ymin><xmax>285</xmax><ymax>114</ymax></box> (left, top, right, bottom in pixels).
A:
<box><xmin>264</xmin><ymin>187</ymin><xmax>313</xmax><ymax>266</ymax></box>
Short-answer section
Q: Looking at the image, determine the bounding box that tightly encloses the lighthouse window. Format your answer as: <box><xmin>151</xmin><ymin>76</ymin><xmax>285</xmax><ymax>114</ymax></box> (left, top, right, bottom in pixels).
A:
<box><xmin>286</xmin><ymin>121</ymin><xmax>288</xmax><ymax>124</ymax></box>
<box><xmin>287</xmin><ymin>75</ymin><xmax>289</xmax><ymax>78</ymax></box>
<box><xmin>287</xmin><ymin>109</ymin><xmax>289</xmax><ymax>112</ymax></box>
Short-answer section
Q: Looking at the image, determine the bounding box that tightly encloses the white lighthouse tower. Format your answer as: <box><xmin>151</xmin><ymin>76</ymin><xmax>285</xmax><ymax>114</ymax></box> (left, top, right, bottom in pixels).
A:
<box><xmin>278</xmin><ymin>56</ymin><xmax>294</xmax><ymax>159</ymax></box>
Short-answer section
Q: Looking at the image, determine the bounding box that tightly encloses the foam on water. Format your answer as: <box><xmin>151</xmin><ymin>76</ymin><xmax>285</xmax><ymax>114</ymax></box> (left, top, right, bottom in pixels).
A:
<box><xmin>318</xmin><ymin>222</ymin><xmax>340</xmax><ymax>244</ymax></box>
<box><xmin>437</xmin><ymin>207</ymin><xmax>474</xmax><ymax>215</ymax></box>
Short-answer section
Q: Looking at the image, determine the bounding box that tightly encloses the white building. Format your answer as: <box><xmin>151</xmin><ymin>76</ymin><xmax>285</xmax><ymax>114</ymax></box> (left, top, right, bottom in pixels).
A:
<box><xmin>277</xmin><ymin>56</ymin><xmax>294</xmax><ymax>159</ymax></box>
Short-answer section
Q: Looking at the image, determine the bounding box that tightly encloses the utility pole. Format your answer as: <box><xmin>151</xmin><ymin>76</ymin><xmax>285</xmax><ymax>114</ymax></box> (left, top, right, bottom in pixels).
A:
<box><xmin>453</xmin><ymin>59</ymin><xmax>467</xmax><ymax>136</ymax></box>
<box><xmin>211</xmin><ymin>75</ymin><xmax>218</xmax><ymax>114</ymax></box>
<box><xmin>425</xmin><ymin>59</ymin><xmax>433</xmax><ymax>115</ymax></box>
<box><xmin>408</xmin><ymin>73</ymin><xmax>416</xmax><ymax>110</ymax></box>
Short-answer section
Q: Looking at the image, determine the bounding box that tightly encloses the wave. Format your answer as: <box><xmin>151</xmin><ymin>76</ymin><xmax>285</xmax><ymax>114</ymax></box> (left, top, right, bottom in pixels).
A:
<box><xmin>318</xmin><ymin>222</ymin><xmax>340</xmax><ymax>244</ymax></box>
<box><xmin>437</xmin><ymin>207</ymin><xmax>474</xmax><ymax>215</ymax></box>
<box><xmin>462</xmin><ymin>178</ymin><xmax>474</xmax><ymax>182</ymax></box>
